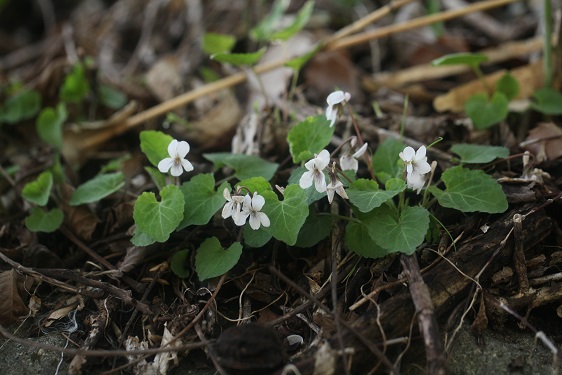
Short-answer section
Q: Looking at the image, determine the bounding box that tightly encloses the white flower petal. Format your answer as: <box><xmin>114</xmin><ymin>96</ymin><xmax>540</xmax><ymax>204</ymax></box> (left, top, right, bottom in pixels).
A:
<box><xmin>327</xmin><ymin>91</ymin><xmax>346</xmax><ymax>105</ymax></box>
<box><xmin>167</xmin><ymin>140</ymin><xmax>178</xmax><ymax>157</ymax></box>
<box><xmin>315</xmin><ymin>150</ymin><xmax>331</xmax><ymax>170</ymax></box>
<box><xmin>353</xmin><ymin>142</ymin><xmax>368</xmax><ymax>158</ymax></box>
<box><xmin>258</xmin><ymin>212</ymin><xmax>270</xmax><ymax>228</ymax></box>
<box><xmin>158</xmin><ymin>158</ymin><xmax>174</xmax><ymax>173</ymax></box>
<box><xmin>251</xmin><ymin>193</ymin><xmax>265</xmax><ymax>211</ymax></box>
<box><xmin>175</xmin><ymin>141</ymin><xmax>190</xmax><ymax>158</ymax></box>
<box><xmin>314</xmin><ymin>171</ymin><xmax>327</xmax><ymax>193</ymax></box>
<box><xmin>326</xmin><ymin>186</ymin><xmax>335</xmax><ymax>203</ymax></box>
<box><xmin>299</xmin><ymin>171</ymin><xmax>314</xmax><ymax>189</ymax></box>
<box><xmin>249</xmin><ymin>214</ymin><xmax>261</xmax><ymax>230</ymax></box>
<box><xmin>234</xmin><ymin>211</ymin><xmax>248</xmax><ymax>226</ymax></box>
<box><xmin>340</xmin><ymin>155</ymin><xmax>358</xmax><ymax>172</ymax></box>
<box><xmin>414</xmin><ymin>146</ymin><xmax>426</xmax><ymax>160</ymax></box>
<box><xmin>399</xmin><ymin>146</ymin><xmax>415</xmax><ymax>162</ymax></box>
<box><xmin>416</xmin><ymin>160</ymin><xmax>432</xmax><ymax>175</ymax></box>
<box><xmin>222</xmin><ymin>201</ymin><xmax>234</xmax><ymax>219</ymax></box>
<box><xmin>223</xmin><ymin>188</ymin><xmax>231</xmax><ymax>200</ymax></box>
<box><xmin>181</xmin><ymin>159</ymin><xmax>194</xmax><ymax>172</ymax></box>
<box><xmin>170</xmin><ymin>163</ymin><xmax>184</xmax><ymax>177</ymax></box>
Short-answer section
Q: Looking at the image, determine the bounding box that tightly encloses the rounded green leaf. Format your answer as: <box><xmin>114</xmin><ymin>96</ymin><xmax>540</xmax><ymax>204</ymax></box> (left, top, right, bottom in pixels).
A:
<box><xmin>347</xmin><ymin>178</ymin><xmax>405</xmax><ymax>213</ymax></box>
<box><xmin>428</xmin><ymin>165</ymin><xmax>507</xmax><ymax>213</ymax></box>
<box><xmin>464</xmin><ymin>92</ymin><xmax>508</xmax><ymax>129</ymax></box>
<box><xmin>204</xmin><ymin>153</ymin><xmax>278</xmax><ymax>181</ymax></box>
<box><xmin>531</xmin><ymin>88</ymin><xmax>562</xmax><ymax>115</ymax></box>
<box><xmin>450</xmin><ymin>144</ymin><xmax>509</xmax><ymax>164</ymax></box>
<box><xmin>133</xmin><ymin>185</ymin><xmax>184</xmax><ymax>242</ymax></box>
<box><xmin>60</xmin><ymin>64</ymin><xmax>90</xmax><ymax>103</ymax></box>
<box><xmin>69</xmin><ymin>172</ymin><xmax>125</xmax><ymax>205</ymax></box>
<box><xmin>179</xmin><ymin>174</ymin><xmax>230</xmax><ymax>229</ymax></box>
<box><xmin>243</xmin><ymin>225</ymin><xmax>273</xmax><ymax>248</ymax></box>
<box><xmin>236</xmin><ymin>177</ymin><xmax>273</xmax><ymax>196</ymax></box>
<box><xmin>0</xmin><ymin>89</ymin><xmax>41</xmax><ymax>124</ymax></box>
<box><xmin>345</xmin><ymin>221</ymin><xmax>387</xmax><ymax>259</ymax></box>
<box><xmin>495</xmin><ymin>72</ymin><xmax>519</xmax><ymax>100</ymax></box>
<box><xmin>131</xmin><ymin>227</ymin><xmax>157</xmax><ymax>247</ymax></box>
<box><xmin>170</xmin><ymin>249</ymin><xmax>191</xmax><ymax>278</ymax></box>
<box><xmin>195</xmin><ymin>237</ymin><xmax>242</xmax><ymax>281</ymax></box>
<box><xmin>25</xmin><ymin>207</ymin><xmax>63</xmax><ymax>233</ymax></box>
<box><xmin>367</xmin><ymin>205</ymin><xmax>430</xmax><ymax>255</ymax></box>
<box><xmin>140</xmin><ymin>130</ymin><xmax>174</xmax><ymax>167</ymax></box>
<box><xmin>36</xmin><ymin>103</ymin><xmax>67</xmax><ymax>150</ymax></box>
<box><xmin>98</xmin><ymin>84</ymin><xmax>127</xmax><ymax>109</ymax></box>
<box><xmin>22</xmin><ymin>171</ymin><xmax>53</xmax><ymax>206</ymax></box>
<box><xmin>294</xmin><ymin>211</ymin><xmax>331</xmax><ymax>248</ymax></box>
<box><xmin>371</xmin><ymin>138</ymin><xmax>406</xmax><ymax>183</ymax></box>
<box><xmin>287</xmin><ymin>115</ymin><xmax>334</xmax><ymax>163</ymax></box>
<box><xmin>262</xmin><ymin>184</ymin><xmax>309</xmax><ymax>246</ymax></box>
<box><xmin>202</xmin><ymin>32</ymin><xmax>236</xmax><ymax>55</ymax></box>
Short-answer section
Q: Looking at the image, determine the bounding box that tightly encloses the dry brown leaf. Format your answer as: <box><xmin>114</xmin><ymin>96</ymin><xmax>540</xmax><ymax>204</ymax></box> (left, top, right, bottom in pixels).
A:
<box><xmin>0</xmin><ymin>270</ymin><xmax>31</xmax><ymax>324</ymax></box>
<box><xmin>522</xmin><ymin>122</ymin><xmax>562</xmax><ymax>162</ymax></box>
<box><xmin>118</xmin><ymin>247</ymin><xmax>147</xmax><ymax>273</ymax></box>
<box><xmin>60</xmin><ymin>184</ymin><xmax>100</xmax><ymax>241</ymax></box>
<box><xmin>433</xmin><ymin>60</ymin><xmax>544</xmax><ymax>113</ymax></box>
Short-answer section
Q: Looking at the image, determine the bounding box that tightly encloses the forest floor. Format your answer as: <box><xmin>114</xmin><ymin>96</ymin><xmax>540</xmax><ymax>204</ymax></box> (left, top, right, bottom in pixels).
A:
<box><xmin>1</xmin><ymin>0</ymin><xmax>562</xmax><ymax>374</ymax></box>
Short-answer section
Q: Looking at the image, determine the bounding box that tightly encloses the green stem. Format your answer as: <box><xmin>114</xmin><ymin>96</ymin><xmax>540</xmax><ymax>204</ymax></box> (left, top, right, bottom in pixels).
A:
<box><xmin>543</xmin><ymin>0</ymin><xmax>553</xmax><ymax>88</ymax></box>
<box><xmin>473</xmin><ymin>64</ymin><xmax>492</xmax><ymax>97</ymax></box>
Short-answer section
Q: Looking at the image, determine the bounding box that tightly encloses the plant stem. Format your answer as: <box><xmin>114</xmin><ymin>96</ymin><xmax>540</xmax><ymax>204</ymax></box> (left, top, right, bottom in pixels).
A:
<box><xmin>543</xmin><ymin>0</ymin><xmax>553</xmax><ymax>88</ymax></box>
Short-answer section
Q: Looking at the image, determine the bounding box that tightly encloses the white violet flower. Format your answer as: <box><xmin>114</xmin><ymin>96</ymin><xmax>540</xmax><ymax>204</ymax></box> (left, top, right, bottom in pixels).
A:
<box><xmin>399</xmin><ymin>146</ymin><xmax>431</xmax><ymax>194</ymax></box>
<box><xmin>222</xmin><ymin>188</ymin><xmax>245</xmax><ymax>225</ymax></box>
<box><xmin>238</xmin><ymin>193</ymin><xmax>270</xmax><ymax>230</ymax></box>
<box><xmin>326</xmin><ymin>180</ymin><xmax>348</xmax><ymax>204</ymax></box>
<box><xmin>326</xmin><ymin>90</ymin><xmax>351</xmax><ymax>127</ymax></box>
<box><xmin>299</xmin><ymin>149</ymin><xmax>330</xmax><ymax>193</ymax></box>
<box><xmin>340</xmin><ymin>141</ymin><xmax>368</xmax><ymax>172</ymax></box>
<box><xmin>158</xmin><ymin>139</ymin><xmax>194</xmax><ymax>177</ymax></box>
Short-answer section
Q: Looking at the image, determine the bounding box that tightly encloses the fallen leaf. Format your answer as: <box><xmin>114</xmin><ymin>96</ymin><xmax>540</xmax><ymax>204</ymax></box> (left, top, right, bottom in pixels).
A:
<box><xmin>0</xmin><ymin>270</ymin><xmax>31</xmax><ymax>324</ymax></box>
<box><xmin>521</xmin><ymin>122</ymin><xmax>562</xmax><ymax>162</ymax></box>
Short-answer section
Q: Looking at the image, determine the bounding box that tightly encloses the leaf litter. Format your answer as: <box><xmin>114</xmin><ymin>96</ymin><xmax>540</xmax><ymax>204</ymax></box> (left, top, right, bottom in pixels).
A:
<box><xmin>0</xmin><ymin>1</ymin><xmax>562</xmax><ymax>374</ymax></box>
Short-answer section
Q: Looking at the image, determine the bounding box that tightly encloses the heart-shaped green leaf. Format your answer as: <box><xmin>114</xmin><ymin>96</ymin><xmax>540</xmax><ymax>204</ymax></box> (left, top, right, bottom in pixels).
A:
<box><xmin>495</xmin><ymin>72</ymin><xmax>519</xmax><ymax>100</ymax></box>
<box><xmin>366</xmin><ymin>205</ymin><xmax>430</xmax><ymax>255</ymax></box>
<box><xmin>204</xmin><ymin>153</ymin><xmax>278</xmax><ymax>181</ymax></box>
<box><xmin>344</xmin><ymin>220</ymin><xmax>387</xmax><ymax>259</ymax></box>
<box><xmin>130</xmin><ymin>227</ymin><xmax>157</xmax><ymax>247</ymax></box>
<box><xmin>22</xmin><ymin>171</ymin><xmax>53</xmax><ymax>206</ymax></box>
<box><xmin>464</xmin><ymin>92</ymin><xmax>508</xmax><ymax>129</ymax></box>
<box><xmin>179</xmin><ymin>174</ymin><xmax>230</xmax><ymax>229</ymax></box>
<box><xmin>371</xmin><ymin>138</ymin><xmax>406</xmax><ymax>183</ymax></box>
<box><xmin>347</xmin><ymin>178</ymin><xmax>405</xmax><ymax>213</ymax></box>
<box><xmin>133</xmin><ymin>185</ymin><xmax>184</xmax><ymax>242</ymax></box>
<box><xmin>428</xmin><ymin>166</ymin><xmax>507</xmax><ymax>213</ymax></box>
<box><xmin>69</xmin><ymin>172</ymin><xmax>125</xmax><ymax>205</ymax></box>
<box><xmin>450</xmin><ymin>144</ymin><xmax>509</xmax><ymax>164</ymax></box>
<box><xmin>195</xmin><ymin>237</ymin><xmax>242</xmax><ymax>281</ymax></box>
<box><xmin>25</xmin><ymin>207</ymin><xmax>63</xmax><ymax>233</ymax></box>
<box><xmin>294</xmin><ymin>210</ymin><xmax>332</xmax><ymax>248</ymax></box>
<box><xmin>531</xmin><ymin>88</ymin><xmax>562</xmax><ymax>115</ymax></box>
<box><xmin>243</xmin><ymin>225</ymin><xmax>273</xmax><ymax>248</ymax></box>
<box><xmin>287</xmin><ymin>115</ymin><xmax>334</xmax><ymax>163</ymax></box>
<box><xmin>170</xmin><ymin>249</ymin><xmax>191</xmax><ymax>278</ymax></box>
<box><xmin>262</xmin><ymin>184</ymin><xmax>309</xmax><ymax>246</ymax></box>
<box><xmin>140</xmin><ymin>130</ymin><xmax>174</xmax><ymax>168</ymax></box>
<box><xmin>0</xmin><ymin>89</ymin><xmax>41</xmax><ymax>124</ymax></box>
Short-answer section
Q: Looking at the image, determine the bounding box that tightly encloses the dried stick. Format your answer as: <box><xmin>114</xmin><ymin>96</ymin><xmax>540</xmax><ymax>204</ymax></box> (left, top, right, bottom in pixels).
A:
<box><xmin>512</xmin><ymin>213</ymin><xmax>530</xmax><ymax>294</ymax></box>
<box><xmin>400</xmin><ymin>254</ymin><xmax>446</xmax><ymax>375</ymax></box>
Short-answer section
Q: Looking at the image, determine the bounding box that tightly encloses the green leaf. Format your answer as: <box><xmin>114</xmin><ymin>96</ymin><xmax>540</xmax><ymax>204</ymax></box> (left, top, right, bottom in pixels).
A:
<box><xmin>347</xmin><ymin>178</ymin><xmax>406</xmax><ymax>213</ymax></box>
<box><xmin>204</xmin><ymin>153</ymin><xmax>278</xmax><ymax>181</ymax></box>
<box><xmin>170</xmin><ymin>249</ymin><xmax>191</xmax><ymax>278</ymax></box>
<box><xmin>25</xmin><ymin>207</ymin><xmax>63</xmax><ymax>233</ymax></box>
<box><xmin>450</xmin><ymin>144</ymin><xmax>509</xmax><ymax>164</ymax></box>
<box><xmin>262</xmin><ymin>185</ymin><xmax>309</xmax><ymax>246</ymax></box>
<box><xmin>145</xmin><ymin>166</ymin><xmax>167</xmax><ymax>191</ymax></box>
<box><xmin>98</xmin><ymin>84</ymin><xmax>127</xmax><ymax>109</ymax></box>
<box><xmin>285</xmin><ymin>45</ymin><xmax>320</xmax><ymax>71</ymax></box>
<box><xmin>243</xmin><ymin>225</ymin><xmax>273</xmax><ymax>248</ymax></box>
<box><xmin>495</xmin><ymin>72</ymin><xmax>519</xmax><ymax>100</ymax></box>
<box><xmin>371</xmin><ymin>138</ymin><xmax>406</xmax><ymax>183</ymax></box>
<box><xmin>100</xmin><ymin>154</ymin><xmax>131</xmax><ymax>173</ymax></box>
<box><xmin>36</xmin><ymin>103</ymin><xmax>67</xmax><ymax>150</ymax></box>
<box><xmin>60</xmin><ymin>64</ymin><xmax>90</xmax><ymax>103</ymax></box>
<box><xmin>22</xmin><ymin>171</ymin><xmax>53</xmax><ymax>206</ymax></box>
<box><xmin>287</xmin><ymin>115</ymin><xmax>334</xmax><ymax>163</ymax></box>
<box><xmin>294</xmin><ymin>210</ymin><xmax>331</xmax><ymax>248</ymax></box>
<box><xmin>0</xmin><ymin>89</ymin><xmax>41</xmax><ymax>124</ymax></box>
<box><xmin>69</xmin><ymin>172</ymin><xmax>125</xmax><ymax>205</ymax></box>
<box><xmin>195</xmin><ymin>237</ymin><xmax>243</xmax><ymax>281</ymax></box>
<box><xmin>270</xmin><ymin>0</ymin><xmax>314</xmax><ymax>41</ymax></box>
<box><xmin>140</xmin><ymin>130</ymin><xmax>174</xmax><ymax>167</ymax></box>
<box><xmin>428</xmin><ymin>165</ymin><xmax>507</xmax><ymax>213</ymax></box>
<box><xmin>133</xmin><ymin>185</ymin><xmax>184</xmax><ymax>242</ymax></box>
<box><xmin>250</xmin><ymin>0</ymin><xmax>290</xmax><ymax>41</ymax></box>
<box><xmin>431</xmin><ymin>53</ymin><xmax>488</xmax><ymax>68</ymax></box>
<box><xmin>179</xmin><ymin>174</ymin><xmax>229</xmax><ymax>229</ymax></box>
<box><xmin>366</xmin><ymin>205</ymin><xmax>430</xmax><ymax>255</ymax></box>
<box><xmin>344</xmin><ymin>220</ymin><xmax>387</xmax><ymax>258</ymax></box>
<box><xmin>531</xmin><ymin>88</ymin><xmax>562</xmax><ymax>115</ymax></box>
<box><xmin>202</xmin><ymin>32</ymin><xmax>236</xmax><ymax>55</ymax></box>
<box><xmin>464</xmin><ymin>92</ymin><xmax>508</xmax><ymax>129</ymax></box>
<box><xmin>131</xmin><ymin>227</ymin><xmax>157</xmax><ymax>246</ymax></box>
<box><xmin>288</xmin><ymin>167</ymin><xmax>325</xmax><ymax>204</ymax></box>
<box><xmin>211</xmin><ymin>48</ymin><xmax>266</xmax><ymax>66</ymax></box>
<box><xmin>236</xmin><ymin>176</ymin><xmax>273</xmax><ymax>196</ymax></box>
